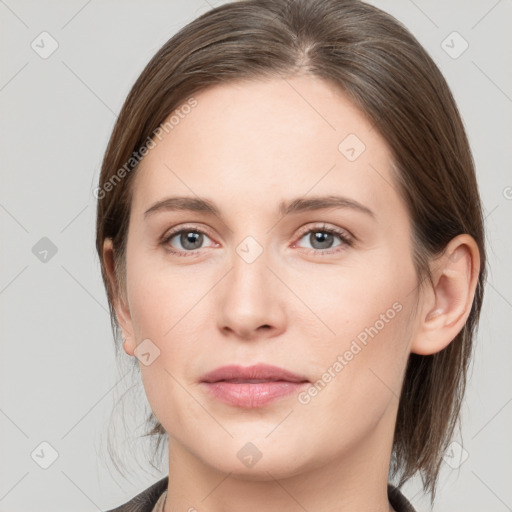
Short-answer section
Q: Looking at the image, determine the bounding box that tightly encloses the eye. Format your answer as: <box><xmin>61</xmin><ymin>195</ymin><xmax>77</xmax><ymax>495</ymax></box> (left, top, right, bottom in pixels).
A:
<box><xmin>162</xmin><ymin>226</ymin><xmax>215</xmax><ymax>256</ymax></box>
<box><xmin>161</xmin><ymin>223</ymin><xmax>353</xmax><ymax>257</ymax></box>
<box><xmin>294</xmin><ymin>224</ymin><xmax>353</xmax><ymax>254</ymax></box>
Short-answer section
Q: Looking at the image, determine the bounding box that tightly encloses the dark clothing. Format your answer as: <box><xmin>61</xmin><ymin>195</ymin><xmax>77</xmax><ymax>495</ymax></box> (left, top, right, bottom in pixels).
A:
<box><xmin>105</xmin><ymin>475</ymin><xmax>417</xmax><ymax>512</ymax></box>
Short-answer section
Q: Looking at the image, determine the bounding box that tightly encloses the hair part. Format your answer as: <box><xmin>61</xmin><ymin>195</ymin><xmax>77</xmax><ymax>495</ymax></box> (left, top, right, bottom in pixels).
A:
<box><xmin>96</xmin><ymin>0</ymin><xmax>486</xmax><ymax>503</ymax></box>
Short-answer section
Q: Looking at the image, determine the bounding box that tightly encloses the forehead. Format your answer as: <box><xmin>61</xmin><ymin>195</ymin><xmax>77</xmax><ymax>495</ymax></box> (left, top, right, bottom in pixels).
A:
<box><xmin>131</xmin><ymin>76</ymin><xmax>398</xmax><ymax>217</ymax></box>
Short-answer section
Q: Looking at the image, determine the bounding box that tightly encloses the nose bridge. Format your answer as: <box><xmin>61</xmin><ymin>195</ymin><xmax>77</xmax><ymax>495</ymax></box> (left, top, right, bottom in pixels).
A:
<box><xmin>217</xmin><ymin>230</ymin><xmax>284</xmax><ymax>337</ymax></box>
<box><xmin>230</xmin><ymin>233</ymin><xmax>273</xmax><ymax>306</ymax></box>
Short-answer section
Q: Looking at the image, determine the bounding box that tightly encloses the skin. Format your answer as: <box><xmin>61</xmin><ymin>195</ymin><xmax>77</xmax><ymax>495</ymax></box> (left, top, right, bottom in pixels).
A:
<box><xmin>103</xmin><ymin>76</ymin><xmax>480</xmax><ymax>512</ymax></box>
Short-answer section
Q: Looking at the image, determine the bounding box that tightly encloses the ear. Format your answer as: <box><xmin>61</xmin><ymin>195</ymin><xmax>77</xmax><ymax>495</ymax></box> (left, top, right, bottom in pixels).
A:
<box><xmin>411</xmin><ymin>234</ymin><xmax>481</xmax><ymax>356</ymax></box>
<box><xmin>102</xmin><ymin>238</ymin><xmax>136</xmax><ymax>357</ymax></box>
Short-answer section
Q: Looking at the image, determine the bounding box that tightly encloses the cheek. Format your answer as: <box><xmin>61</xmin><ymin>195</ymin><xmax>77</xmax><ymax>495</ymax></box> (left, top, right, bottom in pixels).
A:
<box><xmin>297</xmin><ymin>297</ymin><xmax>414</xmax><ymax>449</ymax></box>
<box><xmin>126</xmin><ymin>248</ymin><xmax>207</xmax><ymax>341</ymax></box>
<box><xmin>296</xmin><ymin>252</ymin><xmax>416</xmax><ymax>409</ymax></box>
<box><xmin>124</xmin><ymin>253</ymin><xmax>218</xmax><ymax>391</ymax></box>
<box><xmin>126</xmin><ymin>262</ymin><xmax>207</xmax><ymax>430</ymax></box>
<box><xmin>298</xmin><ymin>249</ymin><xmax>415</xmax><ymax>347</ymax></box>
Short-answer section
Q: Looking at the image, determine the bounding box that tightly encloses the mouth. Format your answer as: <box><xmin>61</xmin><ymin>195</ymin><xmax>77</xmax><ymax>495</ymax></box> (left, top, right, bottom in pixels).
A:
<box><xmin>215</xmin><ymin>379</ymin><xmax>297</xmax><ymax>383</ymax></box>
<box><xmin>199</xmin><ymin>364</ymin><xmax>310</xmax><ymax>408</ymax></box>
<box><xmin>200</xmin><ymin>363</ymin><xmax>309</xmax><ymax>384</ymax></box>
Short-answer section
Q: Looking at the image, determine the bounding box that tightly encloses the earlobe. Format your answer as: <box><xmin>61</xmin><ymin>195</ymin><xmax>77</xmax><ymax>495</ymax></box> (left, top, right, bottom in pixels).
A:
<box><xmin>102</xmin><ymin>238</ymin><xmax>136</xmax><ymax>357</ymax></box>
<box><xmin>411</xmin><ymin>234</ymin><xmax>480</xmax><ymax>356</ymax></box>
<box><xmin>122</xmin><ymin>337</ymin><xmax>135</xmax><ymax>357</ymax></box>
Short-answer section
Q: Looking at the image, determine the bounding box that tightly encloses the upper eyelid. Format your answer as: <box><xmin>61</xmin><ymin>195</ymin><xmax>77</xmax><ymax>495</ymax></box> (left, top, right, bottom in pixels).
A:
<box><xmin>164</xmin><ymin>223</ymin><xmax>215</xmax><ymax>240</ymax></box>
<box><xmin>164</xmin><ymin>222</ymin><xmax>350</xmax><ymax>238</ymax></box>
<box><xmin>295</xmin><ymin>223</ymin><xmax>352</xmax><ymax>239</ymax></box>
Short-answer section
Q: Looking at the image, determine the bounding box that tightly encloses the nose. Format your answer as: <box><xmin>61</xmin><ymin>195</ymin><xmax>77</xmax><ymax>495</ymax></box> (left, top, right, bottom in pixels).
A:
<box><xmin>216</xmin><ymin>244</ymin><xmax>286</xmax><ymax>341</ymax></box>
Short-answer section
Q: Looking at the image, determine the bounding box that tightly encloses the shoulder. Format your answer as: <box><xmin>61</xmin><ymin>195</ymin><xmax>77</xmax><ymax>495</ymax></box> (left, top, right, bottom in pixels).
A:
<box><xmin>387</xmin><ymin>483</ymin><xmax>417</xmax><ymax>512</ymax></box>
<box><xmin>105</xmin><ymin>476</ymin><xmax>169</xmax><ymax>512</ymax></box>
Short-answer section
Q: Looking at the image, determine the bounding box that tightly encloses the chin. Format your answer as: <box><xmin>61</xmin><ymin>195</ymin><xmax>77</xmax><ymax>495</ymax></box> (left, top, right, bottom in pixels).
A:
<box><xmin>195</xmin><ymin>439</ymin><xmax>310</xmax><ymax>480</ymax></box>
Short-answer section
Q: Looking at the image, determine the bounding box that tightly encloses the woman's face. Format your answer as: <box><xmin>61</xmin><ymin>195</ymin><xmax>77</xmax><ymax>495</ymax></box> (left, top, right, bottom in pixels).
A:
<box><xmin>118</xmin><ymin>76</ymin><xmax>422</xmax><ymax>478</ymax></box>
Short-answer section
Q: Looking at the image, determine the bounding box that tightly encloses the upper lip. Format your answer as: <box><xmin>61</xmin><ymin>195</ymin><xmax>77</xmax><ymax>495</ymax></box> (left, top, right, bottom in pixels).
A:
<box><xmin>200</xmin><ymin>364</ymin><xmax>309</xmax><ymax>383</ymax></box>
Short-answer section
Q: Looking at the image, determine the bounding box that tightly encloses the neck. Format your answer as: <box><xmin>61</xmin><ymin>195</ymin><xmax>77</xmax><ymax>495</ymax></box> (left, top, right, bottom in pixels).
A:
<box><xmin>163</xmin><ymin>401</ymin><xmax>398</xmax><ymax>512</ymax></box>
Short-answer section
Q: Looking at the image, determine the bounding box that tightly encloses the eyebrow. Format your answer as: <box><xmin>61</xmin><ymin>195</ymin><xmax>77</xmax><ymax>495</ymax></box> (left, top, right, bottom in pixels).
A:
<box><xmin>144</xmin><ymin>195</ymin><xmax>375</xmax><ymax>219</ymax></box>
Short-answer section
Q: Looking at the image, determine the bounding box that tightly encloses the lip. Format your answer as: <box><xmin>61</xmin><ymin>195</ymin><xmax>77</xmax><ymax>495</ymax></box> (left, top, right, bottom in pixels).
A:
<box><xmin>200</xmin><ymin>363</ymin><xmax>308</xmax><ymax>383</ymax></box>
<box><xmin>200</xmin><ymin>364</ymin><xmax>310</xmax><ymax>408</ymax></box>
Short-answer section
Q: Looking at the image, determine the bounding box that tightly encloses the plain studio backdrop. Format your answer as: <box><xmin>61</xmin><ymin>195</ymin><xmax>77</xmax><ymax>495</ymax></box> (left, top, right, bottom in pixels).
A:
<box><xmin>0</xmin><ymin>1</ymin><xmax>511</xmax><ymax>511</ymax></box>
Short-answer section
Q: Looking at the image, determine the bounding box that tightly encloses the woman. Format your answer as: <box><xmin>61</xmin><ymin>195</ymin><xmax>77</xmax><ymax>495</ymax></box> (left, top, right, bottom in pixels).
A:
<box><xmin>96</xmin><ymin>0</ymin><xmax>486</xmax><ymax>511</ymax></box>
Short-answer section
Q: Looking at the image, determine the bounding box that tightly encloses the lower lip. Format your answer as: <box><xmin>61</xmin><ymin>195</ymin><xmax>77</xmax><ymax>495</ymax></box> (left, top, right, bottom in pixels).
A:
<box><xmin>201</xmin><ymin>381</ymin><xmax>309</xmax><ymax>408</ymax></box>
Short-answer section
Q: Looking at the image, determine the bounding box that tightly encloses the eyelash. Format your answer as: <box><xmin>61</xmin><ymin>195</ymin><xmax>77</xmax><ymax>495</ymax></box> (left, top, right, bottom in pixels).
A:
<box><xmin>161</xmin><ymin>223</ymin><xmax>354</xmax><ymax>258</ymax></box>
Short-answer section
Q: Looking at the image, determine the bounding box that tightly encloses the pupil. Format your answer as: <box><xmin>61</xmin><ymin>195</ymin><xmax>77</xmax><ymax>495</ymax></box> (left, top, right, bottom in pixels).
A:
<box><xmin>182</xmin><ymin>232</ymin><xmax>202</xmax><ymax>250</ymax></box>
<box><xmin>312</xmin><ymin>231</ymin><xmax>333</xmax><ymax>249</ymax></box>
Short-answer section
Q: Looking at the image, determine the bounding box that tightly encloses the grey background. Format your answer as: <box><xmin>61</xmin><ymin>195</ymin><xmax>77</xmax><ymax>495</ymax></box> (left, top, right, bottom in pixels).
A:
<box><xmin>0</xmin><ymin>0</ymin><xmax>511</xmax><ymax>511</ymax></box>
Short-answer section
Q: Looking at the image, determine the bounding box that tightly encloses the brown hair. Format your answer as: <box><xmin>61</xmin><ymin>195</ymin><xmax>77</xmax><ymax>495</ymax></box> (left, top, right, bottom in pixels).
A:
<box><xmin>96</xmin><ymin>0</ymin><xmax>486</xmax><ymax>502</ymax></box>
